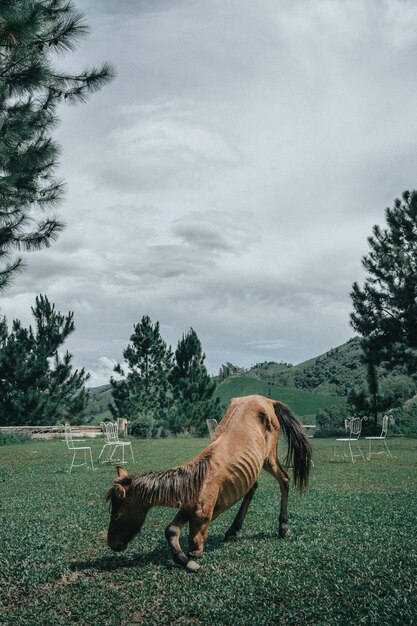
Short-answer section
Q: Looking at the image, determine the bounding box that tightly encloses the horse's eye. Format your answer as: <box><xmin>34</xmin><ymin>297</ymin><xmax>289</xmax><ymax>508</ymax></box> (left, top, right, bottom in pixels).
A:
<box><xmin>111</xmin><ymin>512</ymin><xmax>120</xmax><ymax>521</ymax></box>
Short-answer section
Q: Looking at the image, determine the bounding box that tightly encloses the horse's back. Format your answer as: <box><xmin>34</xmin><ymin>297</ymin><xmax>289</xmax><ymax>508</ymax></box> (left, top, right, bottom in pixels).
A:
<box><xmin>213</xmin><ymin>394</ymin><xmax>280</xmax><ymax>440</ymax></box>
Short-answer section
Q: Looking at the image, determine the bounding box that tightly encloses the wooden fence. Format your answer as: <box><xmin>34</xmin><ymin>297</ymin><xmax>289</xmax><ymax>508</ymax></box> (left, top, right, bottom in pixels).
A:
<box><xmin>0</xmin><ymin>425</ymin><xmax>103</xmax><ymax>439</ymax></box>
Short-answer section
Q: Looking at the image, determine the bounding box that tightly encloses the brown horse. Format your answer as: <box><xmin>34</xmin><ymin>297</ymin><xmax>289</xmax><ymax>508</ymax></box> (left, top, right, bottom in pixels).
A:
<box><xmin>106</xmin><ymin>394</ymin><xmax>311</xmax><ymax>571</ymax></box>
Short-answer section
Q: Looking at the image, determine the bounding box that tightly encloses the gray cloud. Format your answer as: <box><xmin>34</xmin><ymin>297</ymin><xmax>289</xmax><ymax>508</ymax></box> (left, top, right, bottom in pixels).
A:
<box><xmin>84</xmin><ymin>0</ymin><xmax>197</xmax><ymax>17</ymax></box>
<box><xmin>3</xmin><ymin>0</ymin><xmax>417</xmax><ymax>383</ymax></box>
<box><xmin>173</xmin><ymin>224</ymin><xmax>233</xmax><ymax>253</ymax></box>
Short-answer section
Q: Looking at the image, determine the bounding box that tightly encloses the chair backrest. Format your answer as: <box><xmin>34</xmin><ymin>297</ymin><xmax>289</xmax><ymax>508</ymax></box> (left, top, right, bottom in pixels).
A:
<box><xmin>380</xmin><ymin>414</ymin><xmax>389</xmax><ymax>438</ymax></box>
<box><xmin>349</xmin><ymin>417</ymin><xmax>366</xmax><ymax>440</ymax></box>
<box><xmin>64</xmin><ymin>424</ymin><xmax>75</xmax><ymax>450</ymax></box>
<box><xmin>102</xmin><ymin>421</ymin><xmax>119</xmax><ymax>443</ymax></box>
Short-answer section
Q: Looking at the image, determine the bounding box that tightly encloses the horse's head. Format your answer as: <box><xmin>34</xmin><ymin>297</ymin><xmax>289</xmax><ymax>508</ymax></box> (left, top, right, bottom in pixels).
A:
<box><xmin>106</xmin><ymin>466</ymin><xmax>149</xmax><ymax>552</ymax></box>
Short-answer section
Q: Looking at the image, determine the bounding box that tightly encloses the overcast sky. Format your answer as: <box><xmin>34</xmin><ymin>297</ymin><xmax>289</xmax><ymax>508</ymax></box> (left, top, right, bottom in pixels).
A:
<box><xmin>2</xmin><ymin>0</ymin><xmax>417</xmax><ymax>385</ymax></box>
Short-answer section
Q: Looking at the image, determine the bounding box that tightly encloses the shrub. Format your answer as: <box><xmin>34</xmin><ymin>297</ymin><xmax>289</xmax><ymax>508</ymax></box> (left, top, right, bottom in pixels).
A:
<box><xmin>129</xmin><ymin>415</ymin><xmax>155</xmax><ymax>439</ymax></box>
<box><xmin>392</xmin><ymin>399</ymin><xmax>417</xmax><ymax>436</ymax></box>
<box><xmin>315</xmin><ymin>405</ymin><xmax>348</xmax><ymax>437</ymax></box>
<box><xmin>378</xmin><ymin>375</ymin><xmax>416</xmax><ymax>410</ymax></box>
<box><xmin>0</xmin><ymin>432</ymin><xmax>31</xmax><ymax>446</ymax></box>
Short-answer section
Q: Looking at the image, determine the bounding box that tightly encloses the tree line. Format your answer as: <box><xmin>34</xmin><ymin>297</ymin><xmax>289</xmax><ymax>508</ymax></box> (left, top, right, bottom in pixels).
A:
<box><xmin>0</xmin><ymin>302</ymin><xmax>221</xmax><ymax>435</ymax></box>
<box><xmin>109</xmin><ymin>316</ymin><xmax>221</xmax><ymax>436</ymax></box>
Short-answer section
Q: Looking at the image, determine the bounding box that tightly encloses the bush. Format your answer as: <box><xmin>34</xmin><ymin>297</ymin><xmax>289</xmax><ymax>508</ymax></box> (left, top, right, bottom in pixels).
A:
<box><xmin>129</xmin><ymin>415</ymin><xmax>155</xmax><ymax>439</ymax></box>
<box><xmin>378</xmin><ymin>375</ymin><xmax>416</xmax><ymax>412</ymax></box>
<box><xmin>0</xmin><ymin>432</ymin><xmax>31</xmax><ymax>446</ymax></box>
<box><xmin>392</xmin><ymin>399</ymin><xmax>417</xmax><ymax>436</ymax></box>
<box><xmin>315</xmin><ymin>405</ymin><xmax>348</xmax><ymax>437</ymax></box>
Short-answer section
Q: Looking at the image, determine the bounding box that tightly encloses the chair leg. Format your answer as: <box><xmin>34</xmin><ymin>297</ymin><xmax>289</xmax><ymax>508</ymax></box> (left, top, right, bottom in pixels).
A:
<box><xmin>130</xmin><ymin>444</ymin><xmax>134</xmax><ymax>463</ymax></box>
<box><xmin>88</xmin><ymin>447</ymin><xmax>95</xmax><ymax>470</ymax></box>
<box><xmin>98</xmin><ymin>444</ymin><xmax>106</xmax><ymax>463</ymax></box>
<box><xmin>356</xmin><ymin>441</ymin><xmax>365</xmax><ymax>461</ymax></box>
<box><xmin>384</xmin><ymin>441</ymin><xmax>393</xmax><ymax>459</ymax></box>
<box><xmin>109</xmin><ymin>444</ymin><xmax>118</xmax><ymax>463</ymax></box>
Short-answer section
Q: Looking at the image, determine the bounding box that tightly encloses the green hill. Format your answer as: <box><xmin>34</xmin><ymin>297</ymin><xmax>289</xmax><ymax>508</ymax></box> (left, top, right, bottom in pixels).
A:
<box><xmin>248</xmin><ymin>337</ymin><xmax>366</xmax><ymax>396</ymax></box>
<box><xmin>85</xmin><ymin>385</ymin><xmax>113</xmax><ymax>423</ymax></box>
<box><xmin>214</xmin><ymin>375</ymin><xmax>345</xmax><ymax>420</ymax></box>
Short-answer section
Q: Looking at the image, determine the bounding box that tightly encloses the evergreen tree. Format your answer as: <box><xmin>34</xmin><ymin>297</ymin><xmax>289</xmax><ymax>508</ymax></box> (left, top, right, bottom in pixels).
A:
<box><xmin>169</xmin><ymin>328</ymin><xmax>221</xmax><ymax>435</ymax></box>
<box><xmin>0</xmin><ymin>295</ymin><xmax>89</xmax><ymax>425</ymax></box>
<box><xmin>109</xmin><ymin>316</ymin><xmax>173</xmax><ymax>424</ymax></box>
<box><xmin>0</xmin><ymin>1</ymin><xmax>115</xmax><ymax>290</ymax></box>
<box><xmin>350</xmin><ymin>191</ymin><xmax>417</xmax><ymax>424</ymax></box>
<box><xmin>351</xmin><ymin>191</ymin><xmax>417</xmax><ymax>372</ymax></box>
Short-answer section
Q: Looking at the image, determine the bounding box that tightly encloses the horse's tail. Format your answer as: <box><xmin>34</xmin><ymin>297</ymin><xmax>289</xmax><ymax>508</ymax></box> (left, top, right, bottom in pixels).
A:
<box><xmin>274</xmin><ymin>401</ymin><xmax>312</xmax><ymax>491</ymax></box>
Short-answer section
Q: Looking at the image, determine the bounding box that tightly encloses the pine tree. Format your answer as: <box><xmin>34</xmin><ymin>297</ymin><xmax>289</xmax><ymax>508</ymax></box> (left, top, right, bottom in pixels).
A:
<box><xmin>351</xmin><ymin>191</ymin><xmax>417</xmax><ymax>423</ymax></box>
<box><xmin>351</xmin><ymin>191</ymin><xmax>417</xmax><ymax>376</ymax></box>
<box><xmin>0</xmin><ymin>295</ymin><xmax>90</xmax><ymax>425</ymax></box>
<box><xmin>169</xmin><ymin>328</ymin><xmax>221</xmax><ymax>435</ymax></box>
<box><xmin>109</xmin><ymin>316</ymin><xmax>173</xmax><ymax>424</ymax></box>
<box><xmin>0</xmin><ymin>1</ymin><xmax>115</xmax><ymax>290</ymax></box>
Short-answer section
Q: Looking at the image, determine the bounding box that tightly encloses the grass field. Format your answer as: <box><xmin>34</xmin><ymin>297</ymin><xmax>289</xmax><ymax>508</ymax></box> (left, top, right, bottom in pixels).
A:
<box><xmin>1</xmin><ymin>436</ymin><xmax>416</xmax><ymax>625</ymax></box>
<box><xmin>215</xmin><ymin>376</ymin><xmax>345</xmax><ymax>418</ymax></box>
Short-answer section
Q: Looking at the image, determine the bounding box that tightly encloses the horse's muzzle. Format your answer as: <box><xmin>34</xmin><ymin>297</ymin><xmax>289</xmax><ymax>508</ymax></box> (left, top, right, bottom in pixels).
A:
<box><xmin>108</xmin><ymin>540</ymin><xmax>127</xmax><ymax>552</ymax></box>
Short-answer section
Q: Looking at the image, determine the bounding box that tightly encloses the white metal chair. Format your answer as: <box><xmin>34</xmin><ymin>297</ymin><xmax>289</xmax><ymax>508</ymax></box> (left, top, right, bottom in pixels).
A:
<box><xmin>98</xmin><ymin>421</ymin><xmax>134</xmax><ymax>465</ymax></box>
<box><xmin>63</xmin><ymin>424</ymin><xmax>95</xmax><ymax>472</ymax></box>
<box><xmin>365</xmin><ymin>415</ymin><xmax>393</xmax><ymax>460</ymax></box>
<box><xmin>206</xmin><ymin>419</ymin><xmax>218</xmax><ymax>441</ymax></box>
<box><xmin>333</xmin><ymin>416</ymin><xmax>367</xmax><ymax>463</ymax></box>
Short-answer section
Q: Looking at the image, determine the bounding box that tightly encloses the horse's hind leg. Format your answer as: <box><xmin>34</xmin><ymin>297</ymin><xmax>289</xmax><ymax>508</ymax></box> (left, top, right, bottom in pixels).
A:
<box><xmin>224</xmin><ymin>481</ymin><xmax>258</xmax><ymax>541</ymax></box>
<box><xmin>165</xmin><ymin>511</ymin><xmax>200</xmax><ymax>572</ymax></box>
<box><xmin>264</xmin><ymin>460</ymin><xmax>291</xmax><ymax>538</ymax></box>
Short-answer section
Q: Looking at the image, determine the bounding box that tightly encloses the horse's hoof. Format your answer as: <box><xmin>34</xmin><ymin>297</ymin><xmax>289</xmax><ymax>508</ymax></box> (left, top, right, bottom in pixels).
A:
<box><xmin>224</xmin><ymin>531</ymin><xmax>237</xmax><ymax>541</ymax></box>
<box><xmin>185</xmin><ymin>560</ymin><xmax>200</xmax><ymax>572</ymax></box>
<box><xmin>279</xmin><ymin>527</ymin><xmax>291</xmax><ymax>538</ymax></box>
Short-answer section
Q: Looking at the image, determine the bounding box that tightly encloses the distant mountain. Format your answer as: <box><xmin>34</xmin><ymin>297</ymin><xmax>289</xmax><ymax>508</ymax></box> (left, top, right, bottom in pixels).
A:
<box><xmin>86</xmin><ymin>384</ymin><xmax>111</xmax><ymax>395</ymax></box>
<box><xmin>85</xmin><ymin>385</ymin><xmax>113</xmax><ymax>423</ymax></box>
<box><xmin>247</xmin><ymin>337</ymin><xmax>366</xmax><ymax>396</ymax></box>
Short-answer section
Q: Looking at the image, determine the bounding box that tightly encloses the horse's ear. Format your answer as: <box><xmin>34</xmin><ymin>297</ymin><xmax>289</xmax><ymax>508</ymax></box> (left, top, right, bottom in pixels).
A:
<box><xmin>116</xmin><ymin>466</ymin><xmax>128</xmax><ymax>478</ymax></box>
<box><xmin>113</xmin><ymin>483</ymin><xmax>126</xmax><ymax>499</ymax></box>
<box><xmin>106</xmin><ymin>483</ymin><xmax>126</xmax><ymax>501</ymax></box>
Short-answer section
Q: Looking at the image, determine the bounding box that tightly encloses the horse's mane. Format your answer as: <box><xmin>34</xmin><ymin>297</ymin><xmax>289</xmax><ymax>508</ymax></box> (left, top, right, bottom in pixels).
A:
<box><xmin>127</xmin><ymin>455</ymin><xmax>212</xmax><ymax>507</ymax></box>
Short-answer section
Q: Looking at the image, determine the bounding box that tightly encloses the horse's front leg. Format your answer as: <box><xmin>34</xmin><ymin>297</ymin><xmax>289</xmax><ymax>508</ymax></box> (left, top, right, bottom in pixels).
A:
<box><xmin>264</xmin><ymin>461</ymin><xmax>291</xmax><ymax>538</ymax></box>
<box><xmin>224</xmin><ymin>481</ymin><xmax>258</xmax><ymax>541</ymax></box>
<box><xmin>187</xmin><ymin>513</ymin><xmax>212</xmax><ymax>560</ymax></box>
<box><xmin>165</xmin><ymin>510</ymin><xmax>200</xmax><ymax>572</ymax></box>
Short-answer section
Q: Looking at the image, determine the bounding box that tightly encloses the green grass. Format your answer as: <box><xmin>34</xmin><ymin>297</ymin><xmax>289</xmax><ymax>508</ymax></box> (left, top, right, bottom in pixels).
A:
<box><xmin>1</xmin><ymin>436</ymin><xmax>416</xmax><ymax>625</ymax></box>
<box><xmin>215</xmin><ymin>375</ymin><xmax>345</xmax><ymax>419</ymax></box>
